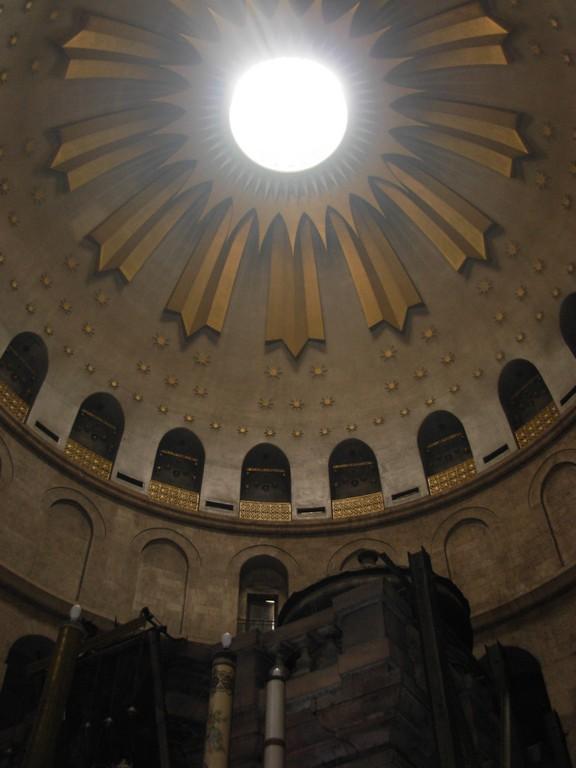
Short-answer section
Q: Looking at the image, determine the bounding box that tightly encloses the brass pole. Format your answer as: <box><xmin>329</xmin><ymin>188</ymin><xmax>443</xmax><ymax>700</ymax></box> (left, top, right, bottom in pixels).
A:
<box><xmin>202</xmin><ymin>651</ymin><xmax>236</xmax><ymax>768</ymax></box>
<box><xmin>22</xmin><ymin>606</ymin><xmax>85</xmax><ymax>768</ymax></box>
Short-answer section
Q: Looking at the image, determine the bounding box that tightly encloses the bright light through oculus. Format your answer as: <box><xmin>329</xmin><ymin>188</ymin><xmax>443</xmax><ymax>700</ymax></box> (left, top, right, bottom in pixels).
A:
<box><xmin>229</xmin><ymin>57</ymin><xmax>348</xmax><ymax>173</ymax></box>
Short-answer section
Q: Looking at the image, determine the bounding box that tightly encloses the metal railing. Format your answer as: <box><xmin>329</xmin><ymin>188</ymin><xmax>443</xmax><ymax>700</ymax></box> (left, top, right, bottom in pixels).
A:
<box><xmin>237</xmin><ymin>618</ymin><xmax>276</xmax><ymax>634</ymax></box>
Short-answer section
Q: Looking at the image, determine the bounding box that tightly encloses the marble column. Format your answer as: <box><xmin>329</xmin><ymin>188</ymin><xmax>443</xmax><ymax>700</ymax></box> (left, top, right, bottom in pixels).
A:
<box><xmin>202</xmin><ymin>652</ymin><xmax>237</xmax><ymax>768</ymax></box>
<box><xmin>264</xmin><ymin>661</ymin><xmax>288</xmax><ymax>768</ymax></box>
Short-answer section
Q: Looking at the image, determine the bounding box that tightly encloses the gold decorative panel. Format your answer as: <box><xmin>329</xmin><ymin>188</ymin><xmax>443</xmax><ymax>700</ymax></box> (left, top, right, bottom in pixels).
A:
<box><xmin>239</xmin><ymin>501</ymin><xmax>292</xmax><ymax>523</ymax></box>
<box><xmin>51</xmin><ymin>1</ymin><xmax>527</xmax><ymax>357</ymax></box>
<box><xmin>515</xmin><ymin>403</ymin><xmax>560</xmax><ymax>449</ymax></box>
<box><xmin>332</xmin><ymin>492</ymin><xmax>385</xmax><ymax>520</ymax></box>
<box><xmin>0</xmin><ymin>382</ymin><xmax>29</xmax><ymax>423</ymax></box>
<box><xmin>64</xmin><ymin>439</ymin><xmax>112</xmax><ymax>481</ymax></box>
<box><xmin>427</xmin><ymin>459</ymin><xmax>477</xmax><ymax>496</ymax></box>
<box><xmin>148</xmin><ymin>480</ymin><xmax>199</xmax><ymax>513</ymax></box>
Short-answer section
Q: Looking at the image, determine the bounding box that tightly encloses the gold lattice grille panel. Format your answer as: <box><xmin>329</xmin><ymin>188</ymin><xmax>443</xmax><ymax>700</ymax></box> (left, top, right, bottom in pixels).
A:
<box><xmin>148</xmin><ymin>480</ymin><xmax>199</xmax><ymax>513</ymax></box>
<box><xmin>515</xmin><ymin>403</ymin><xmax>560</xmax><ymax>449</ymax></box>
<box><xmin>64</xmin><ymin>439</ymin><xmax>113</xmax><ymax>481</ymax></box>
<box><xmin>427</xmin><ymin>459</ymin><xmax>477</xmax><ymax>496</ymax></box>
<box><xmin>332</xmin><ymin>491</ymin><xmax>385</xmax><ymax>520</ymax></box>
<box><xmin>0</xmin><ymin>382</ymin><xmax>29</xmax><ymax>423</ymax></box>
<box><xmin>239</xmin><ymin>501</ymin><xmax>292</xmax><ymax>522</ymax></box>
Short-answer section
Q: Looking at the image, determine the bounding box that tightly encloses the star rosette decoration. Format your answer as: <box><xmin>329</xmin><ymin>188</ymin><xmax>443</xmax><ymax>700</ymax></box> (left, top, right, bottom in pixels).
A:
<box><xmin>52</xmin><ymin>0</ymin><xmax>528</xmax><ymax>358</ymax></box>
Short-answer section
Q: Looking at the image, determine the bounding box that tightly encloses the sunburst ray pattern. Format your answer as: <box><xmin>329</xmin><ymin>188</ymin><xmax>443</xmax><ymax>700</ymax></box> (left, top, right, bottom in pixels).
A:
<box><xmin>51</xmin><ymin>0</ymin><xmax>529</xmax><ymax>357</ymax></box>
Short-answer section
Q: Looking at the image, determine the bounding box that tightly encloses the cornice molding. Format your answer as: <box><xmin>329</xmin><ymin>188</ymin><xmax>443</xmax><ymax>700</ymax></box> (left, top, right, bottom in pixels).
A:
<box><xmin>0</xmin><ymin>400</ymin><xmax>574</xmax><ymax>537</ymax></box>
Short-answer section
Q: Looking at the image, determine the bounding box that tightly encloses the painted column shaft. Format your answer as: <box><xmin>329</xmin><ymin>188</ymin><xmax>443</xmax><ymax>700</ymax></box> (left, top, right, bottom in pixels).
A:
<box><xmin>202</xmin><ymin>653</ymin><xmax>236</xmax><ymax>768</ymax></box>
<box><xmin>264</xmin><ymin>664</ymin><xmax>287</xmax><ymax>768</ymax></box>
<box><xmin>22</xmin><ymin>621</ymin><xmax>84</xmax><ymax>768</ymax></box>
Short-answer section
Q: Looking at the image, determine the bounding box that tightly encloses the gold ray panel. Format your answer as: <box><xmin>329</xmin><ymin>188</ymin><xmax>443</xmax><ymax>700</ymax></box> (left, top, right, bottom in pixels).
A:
<box><xmin>168</xmin><ymin>204</ymin><xmax>255</xmax><ymax>337</ymax></box>
<box><xmin>396</xmin><ymin>126</ymin><xmax>523</xmax><ymax>178</ymax></box>
<box><xmin>265</xmin><ymin>215</ymin><xmax>325</xmax><ymax>357</ymax></box>
<box><xmin>328</xmin><ymin>201</ymin><xmax>421</xmax><ymax>331</ymax></box>
<box><xmin>63</xmin><ymin>15</ymin><xmax>197</xmax><ymax>65</ymax></box>
<box><xmin>374</xmin><ymin>2</ymin><xmax>507</xmax><ymax>59</ymax></box>
<box><xmin>374</xmin><ymin>162</ymin><xmax>493</xmax><ymax>272</ymax></box>
<box><xmin>56</xmin><ymin>135</ymin><xmax>182</xmax><ymax>193</ymax></box>
<box><xmin>394</xmin><ymin>46</ymin><xmax>508</xmax><ymax>80</ymax></box>
<box><xmin>51</xmin><ymin>1</ymin><xmax>527</xmax><ymax>355</ymax></box>
<box><xmin>53</xmin><ymin>106</ymin><xmax>178</xmax><ymax>166</ymax></box>
<box><xmin>65</xmin><ymin>59</ymin><xmax>187</xmax><ymax>86</ymax></box>
<box><xmin>396</xmin><ymin>98</ymin><xmax>527</xmax><ymax>154</ymax></box>
<box><xmin>90</xmin><ymin>162</ymin><xmax>198</xmax><ymax>277</ymax></box>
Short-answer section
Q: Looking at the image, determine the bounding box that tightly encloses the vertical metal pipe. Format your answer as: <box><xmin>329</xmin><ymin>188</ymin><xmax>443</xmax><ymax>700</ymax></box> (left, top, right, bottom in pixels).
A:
<box><xmin>264</xmin><ymin>662</ymin><xmax>287</xmax><ymax>768</ymax></box>
<box><xmin>202</xmin><ymin>652</ymin><xmax>236</xmax><ymax>768</ymax></box>
<box><xmin>22</xmin><ymin>606</ymin><xmax>85</xmax><ymax>768</ymax></box>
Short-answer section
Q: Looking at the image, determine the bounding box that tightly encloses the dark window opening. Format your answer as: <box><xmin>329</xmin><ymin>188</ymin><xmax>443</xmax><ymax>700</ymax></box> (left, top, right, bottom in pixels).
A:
<box><xmin>329</xmin><ymin>439</ymin><xmax>381</xmax><ymax>501</ymax></box>
<box><xmin>246</xmin><ymin>593</ymin><xmax>278</xmax><ymax>631</ymax></box>
<box><xmin>0</xmin><ymin>332</ymin><xmax>48</xmax><ymax>408</ymax></box>
<box><xmin>499</xmin><ymin>360</ymin><xmax>554</xmax><ymax>432</ymax></box>
<box><xmin>560</xmin><ymin>292</ymin><xmax>576</xmax><ymax>358</ymax></box>
<box><xmin>418</xmin><ymin>411</ymin><xmax>473</xmax><ymax>478</ymax></box>
<box><xmin>240</xmin><ymin>444</ymin><xmax>291</xmax><ymax>503</ymax></box>
<box><xmin>69</xmin><ymin>393</ymin><xmax>124</xmax><ymax>463</ymax></box>
<box><xmin>237</xmin><ymin>555</ymin><xmax>288</xmax><ymax>635</ymax></box>
<box><xmin>152</xmin><ymin>428</ymin><xmax>205</xmax><ymax>494</ymax></box>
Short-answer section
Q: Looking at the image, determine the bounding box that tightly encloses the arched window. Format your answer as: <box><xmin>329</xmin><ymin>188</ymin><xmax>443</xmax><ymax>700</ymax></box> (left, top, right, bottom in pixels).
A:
<box><xmin>329</xmin><ymin>439</ymin><xmax>384</xmax><ymax>519</ymax></box>
<box><xmin>65</xmin><ymin>393</ymin><xmax>124</xmax><ymax>480</ymax></box>
<box><xmin>560</xmin><ymin>292</ymin><xmax>576</xmax><ymax>357</ymax></box>
<box><xmin>482</xmin><ymin>646</ymin><xmax>571</xmax><ymax>764</ymax></box>
<box><xmin>0</xmin><ymin>332</ymin><xmax>48</xmax><ymax>422</ymax></box>
<box><xmin>0</xmin><ymin>635</ymin><xmax>54</xmax><ymax>729</ymax></box>
<box><xmin>133</xmin><ymin>540</ymin><xmax>188</xmax><ymax>636</ymax></box>
<box><xmin>237</xmin><ymin>555</ymin><xmax>288</xmax><ymax>633</ymax></box>
<box><xmin>499</xmin><ymin>360</ymin><xmax>558</xmax><ymax>448</ymax></box>
<box><xmin>239</xmin><ymin>444</ymin><xmax>291</xmax><ymax>522</ymax></box>
<box><xmin>31</xmin><ymin>500</ymin><xmax>93</xmax><ymax>603</ymax></box>
<box><xmin>149</xmin><ymin>428</ymin><xmax>205</xmax><ymax>513</ymax></box>
<box><xmin>418</xmin><ymin>411</ymin><xmax>475</xmax><ymax>495</ymax></box>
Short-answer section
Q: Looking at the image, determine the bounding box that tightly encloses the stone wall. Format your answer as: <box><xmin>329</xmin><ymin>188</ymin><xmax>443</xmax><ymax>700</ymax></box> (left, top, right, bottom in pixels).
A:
<box><xmin>0</xmin><ymin>409</ymin><xmax>574</xmax><ymax>757</ymax></box>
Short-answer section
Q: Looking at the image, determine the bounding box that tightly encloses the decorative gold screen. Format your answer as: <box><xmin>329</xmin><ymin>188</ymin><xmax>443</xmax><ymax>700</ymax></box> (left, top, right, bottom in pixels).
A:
<box><xmin>515</xmin><ymin>403</ymin><xmax>559</xmax><ymax>448</ymax></box>
<box><xmin>148</xmin><ymin>479</ymin><xmax>199</xmax><ymax>513</ymax></box>
<box><xmin>427</xmin><ymin>459</ymin><xmax>477</xmax><ymax>496</ymax></box>
<box><xmin>0</xmin><ymin>381</ymin><xmax>29</xmax><ymax>423</ymax></box>
<box><xmin>64</xmin><ymin>439</ymin><xmax>112</xmax><ymax>481</ymax></box>
<box><xmin>331</xmin><ymin>491</ymin><xmax>385</xmax><ymax>520</ymax></box>
<box><xmin>239</xmin><ymin>501</ymin><xmax>292</xmax><ymax>522</ymax></box>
